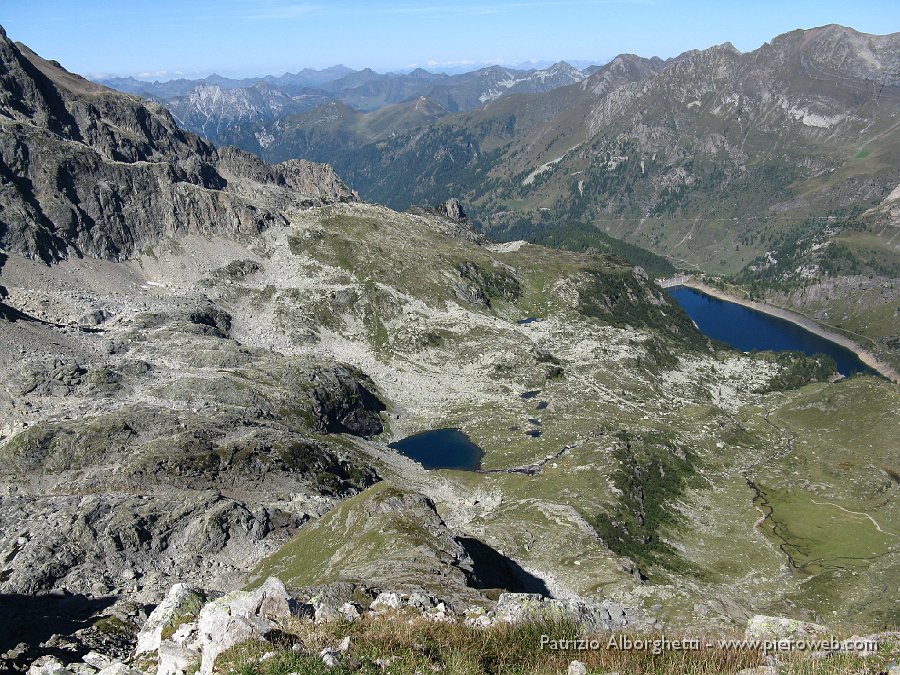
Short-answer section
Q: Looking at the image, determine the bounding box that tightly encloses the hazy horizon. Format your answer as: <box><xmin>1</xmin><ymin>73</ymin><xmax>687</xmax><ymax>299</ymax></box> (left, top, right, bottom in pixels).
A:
<box><xmin>86</xmin><ymin>58</ymin><xmax>609</xmax><ymax>84</ymax></box>
<box><xmin>1</xmin><ymin>0</ymin><xmax>898</xmax><ymax>82</ymax></box>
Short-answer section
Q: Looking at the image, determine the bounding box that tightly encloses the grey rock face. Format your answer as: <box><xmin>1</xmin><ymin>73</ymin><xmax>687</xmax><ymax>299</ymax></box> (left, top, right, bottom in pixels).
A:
<box><xmin>307</xmin><ymin>364</ymin><xmax>386</xmax><ymax>436</ymax></box>
<box><xmin>0</xmin><ymin>31</ymin><xmax>357</xmax><ymax>264</ymax></box>
<box><xmin>277</xmin><ymin>158</ymin><xmax>359</xmax><ymax>203</ymax></box>
<box><xmin>0</xmin><ymin>492</ymin><xmax>293</xmax><ymax>598</ymax></box>
<box><xmin>494</xmin><ymin>592</ymin><xmax>638</xmax><ymax>631</ymax></box>
<box><xmin>443</xmin><ymin>198</ymin><xmax>466</xmax><ymax>221</ymax></box>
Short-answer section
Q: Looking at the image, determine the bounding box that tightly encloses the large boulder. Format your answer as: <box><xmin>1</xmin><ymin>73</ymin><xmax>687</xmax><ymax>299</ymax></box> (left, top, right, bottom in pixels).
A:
<box><xmin>135</xmin><ymin>583</ymin><xmax>212</xmax><ymax>655</ymax></box>
<box><xmin>197</xmin><ymin>577</ymin><xmax>297</xmax><ymax>675</ymax></box>
<box><xmin>494</xmin><ymin>593</ymin><xmax>634</xmax><ymax>631</ymax></box>
<box><xmin>26</xmin><ymin>656</ymin><xmax>67</xmax><ymax>675</ymax></box>
<box><xmin>745</xmin><ymin>615</ymin><xmax>828</xmax><ymax>642</ymax></box>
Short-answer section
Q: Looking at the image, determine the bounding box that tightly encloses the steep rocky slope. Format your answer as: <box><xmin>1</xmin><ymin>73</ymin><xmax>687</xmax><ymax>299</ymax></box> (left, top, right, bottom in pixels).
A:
<box><xmin>0</xmin><ymin>27</ymin><xmax>383</xmax><ymax>659</ymax></box>
<box><xmin>0</xmin><ymin>27</ymin><xmax>355</xmax><ymax>263</ymax></box>
<box><xmin>1</xmin><ymin>26</ymin><xmax>898</xmax><ymax>672</ymax></box>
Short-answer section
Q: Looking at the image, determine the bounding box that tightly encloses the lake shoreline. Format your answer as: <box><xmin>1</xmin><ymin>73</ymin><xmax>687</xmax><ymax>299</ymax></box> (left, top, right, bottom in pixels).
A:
<box><xmin>671</xmin><ymin>279</ymin><xmax>899</xmax><ymax>384</ymax></box>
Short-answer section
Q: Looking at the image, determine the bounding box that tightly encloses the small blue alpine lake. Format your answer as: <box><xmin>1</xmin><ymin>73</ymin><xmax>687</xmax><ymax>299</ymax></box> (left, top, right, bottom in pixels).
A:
<box><xmin>667</xmin><ymin>286</ymin><xmax>873</xmax><ymax>377</ymax></box>
<box><xmin>388</xmin><ymin>428</ymin><xmax>484</xmax><ymax>470</ymax></box>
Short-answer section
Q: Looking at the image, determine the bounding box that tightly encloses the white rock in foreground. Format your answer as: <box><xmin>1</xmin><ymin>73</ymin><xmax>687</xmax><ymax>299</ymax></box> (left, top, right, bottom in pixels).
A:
<box><xmin>26</xmin><ymin>656</ymin><xmax>67</xmax><ymax>675</ymax></box>
<box><xmin>197</xmin><ymin>577</ymin><xmax>296</xmax><ymax>675</ymax></box>
<box><xmin>136</xmin><ymin>583</ymin><xmax>210</xmax><ymax>655</ymax></box>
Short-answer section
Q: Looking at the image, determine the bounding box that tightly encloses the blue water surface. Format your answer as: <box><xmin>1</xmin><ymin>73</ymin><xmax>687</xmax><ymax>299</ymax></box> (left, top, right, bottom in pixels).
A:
<box><xmin>668</xmin><ymin>287</ymin><xmax>873</xmax><ymax>377</ymax></box>
<box><xmin>388</xmin><ymin>428</ymin><xmax>484</xmax><ymax>470</ymax></box>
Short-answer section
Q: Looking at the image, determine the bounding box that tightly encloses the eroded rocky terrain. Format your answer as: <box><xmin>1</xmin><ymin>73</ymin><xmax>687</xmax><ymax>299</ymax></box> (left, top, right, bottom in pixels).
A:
<box><xmin>0</xmin><ymin>25</ymin><xmax>897</xmax><ymax>674</ymax></box>
<box><xmin>170</xmin><ymin>25</ymin><xmax>900</xmax><ymax>371</ymax></box>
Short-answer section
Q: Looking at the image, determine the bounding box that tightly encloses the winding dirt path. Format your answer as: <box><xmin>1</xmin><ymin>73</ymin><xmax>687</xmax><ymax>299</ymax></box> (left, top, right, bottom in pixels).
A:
<box><xmin>809</xmin><ymin>499</ymin><xmax>898</xmax><ymax>537</ymax></box>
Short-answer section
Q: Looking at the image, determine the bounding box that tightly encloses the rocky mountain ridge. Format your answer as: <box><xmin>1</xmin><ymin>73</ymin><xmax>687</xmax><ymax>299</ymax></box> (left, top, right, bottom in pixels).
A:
<box><xmin>183</xmin><ymin>24</ymin><xmax>900</xmax><ymax>367</ymax></box>
<box><xmin>1</xmin><ymin>24</ymin><xmax>897</xmax><ymax>675</ymax></box>
<box><xmin>98</xmin><ymin>60</ymin><xmax>590</xmax><ymax>117</ymax></box>
<box><xmin>0</xmin><ymin>27</ymin><xmax>356</xmax><ymax>263</ymax></box>
<box><xmin>93</xmin><ymin>59</ymin><xmax>593</xmax><ymax>161</ymax></box>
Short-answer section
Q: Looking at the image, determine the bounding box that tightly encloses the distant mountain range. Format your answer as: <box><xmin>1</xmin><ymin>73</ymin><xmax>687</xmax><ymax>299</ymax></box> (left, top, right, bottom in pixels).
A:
<box><xmin>95</xmin><ymin>25</ymin><xmax>900</xmax><ymax>367</ymax></box>
<box><xmin>97</xmin><ymin>60</ymin><xmax>592</xmax><ymax>117</ymax></box>
<box><xmin>95</xmin><ymin>61</ymin><xmax>594</xmax><ymax>166</ymax></box>
<box><xmin>97</xmin><ymin>64</ymin><xmax>357</xmax><ymax>98</ymax></box>
<box><xmin>3</xmin><ymin>25</ymin><xmax>900</xmax><ymax>671</ymax></box>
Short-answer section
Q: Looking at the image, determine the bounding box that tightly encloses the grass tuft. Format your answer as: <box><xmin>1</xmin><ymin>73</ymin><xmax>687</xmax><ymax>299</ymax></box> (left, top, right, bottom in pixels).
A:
<box><xmin>215</xmin><ymin>614</ymin><xmax>899</xmax><ymax>675</ymax></box>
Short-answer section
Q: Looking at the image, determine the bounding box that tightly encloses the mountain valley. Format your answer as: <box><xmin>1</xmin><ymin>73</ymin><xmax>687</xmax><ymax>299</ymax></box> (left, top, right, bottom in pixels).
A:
<box><xmin>139</xmin><ymin>26</ymin><xmax>900</xmax><ymax>373</ymax></box>
<box><xmin>0</xmin><ymin>20</ymin><xmax>898</xmax><ymax>675</ymax></box>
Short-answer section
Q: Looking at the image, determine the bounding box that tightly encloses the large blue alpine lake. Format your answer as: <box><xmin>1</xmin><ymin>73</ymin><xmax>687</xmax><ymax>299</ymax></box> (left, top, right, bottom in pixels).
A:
<box><xmin>668</xmin><ymin>286</ymin><xmax>873</xmax><ymax>377</ymax></box>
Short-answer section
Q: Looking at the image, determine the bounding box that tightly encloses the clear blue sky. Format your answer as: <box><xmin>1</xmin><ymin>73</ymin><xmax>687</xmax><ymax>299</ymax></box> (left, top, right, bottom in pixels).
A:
<box><xmin>2</xmin><ymin>0</ymin><xmax>898</xmax><ymax>79</ymax></box>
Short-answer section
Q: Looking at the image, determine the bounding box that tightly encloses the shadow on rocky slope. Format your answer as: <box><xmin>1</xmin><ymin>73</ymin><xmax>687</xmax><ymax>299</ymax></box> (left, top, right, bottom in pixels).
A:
<box><xmin>0</xmin><ymin>592</ymin><xmax>115</xmax><ymax>655</ymax></box>
<box><xmin>456</xmin><ymin>537</ymin><xmax>551</xmax><ymax>597</ymax></box>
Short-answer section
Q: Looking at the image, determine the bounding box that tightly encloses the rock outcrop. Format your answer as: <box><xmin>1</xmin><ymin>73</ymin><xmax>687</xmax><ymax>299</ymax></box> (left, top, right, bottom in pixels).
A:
<box><xmin>0</xmin><ymin>26</ymin><xmax>356</xmax><ymax>263</ymax></box>
<box><xmin>443</xmin><ymin>197</ymin><xmax>466</xmax><ymax>222</ymax></box>
<box><xmin>129</xmin><ymin>578</ymin><xmax>639</xmax><ymax>674</ymax></box>
<box><xmin>131</xmin><ymin>578</ymin><xmax>304</xmax><ymax>675</ymax></box>
<box><xmin>491</xmin><ymin>592</ymin><xmax>636</xmax><ymax>631</ymax></box>
<box><xmin>744</xmin><ymin>614</ymin><xmax>828</xmax><ymax>642</ymax></box>
<box><xmin>134</xmin><ymin>584</ymin><xmax>214</xmax><ymax>657</ymax></box>
<box><xmin>196</xmin><ymin>578</ymin><xmax>298</xmax><ymax>675</ymax></box>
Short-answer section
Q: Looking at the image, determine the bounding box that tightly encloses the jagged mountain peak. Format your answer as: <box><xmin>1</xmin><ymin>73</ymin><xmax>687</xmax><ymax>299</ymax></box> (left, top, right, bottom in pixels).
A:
<box><xmin>545</xmin><ymin>60</ymin><xmax>580</xmax><ymax>74</ymax></box>
<box><xmin>0</xmin><ymin>27</ymin><xmax>357</xmax><ymax>263</ymax></box>
<box><xmin>716</xmin><ymin>41</ymin><xmax>740</xmax><ymax>54</ymax></box>
<box><xmin>580</xmin><ymin>52</ymin><xmax>663</xmax><ymax>96</ymax></box>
